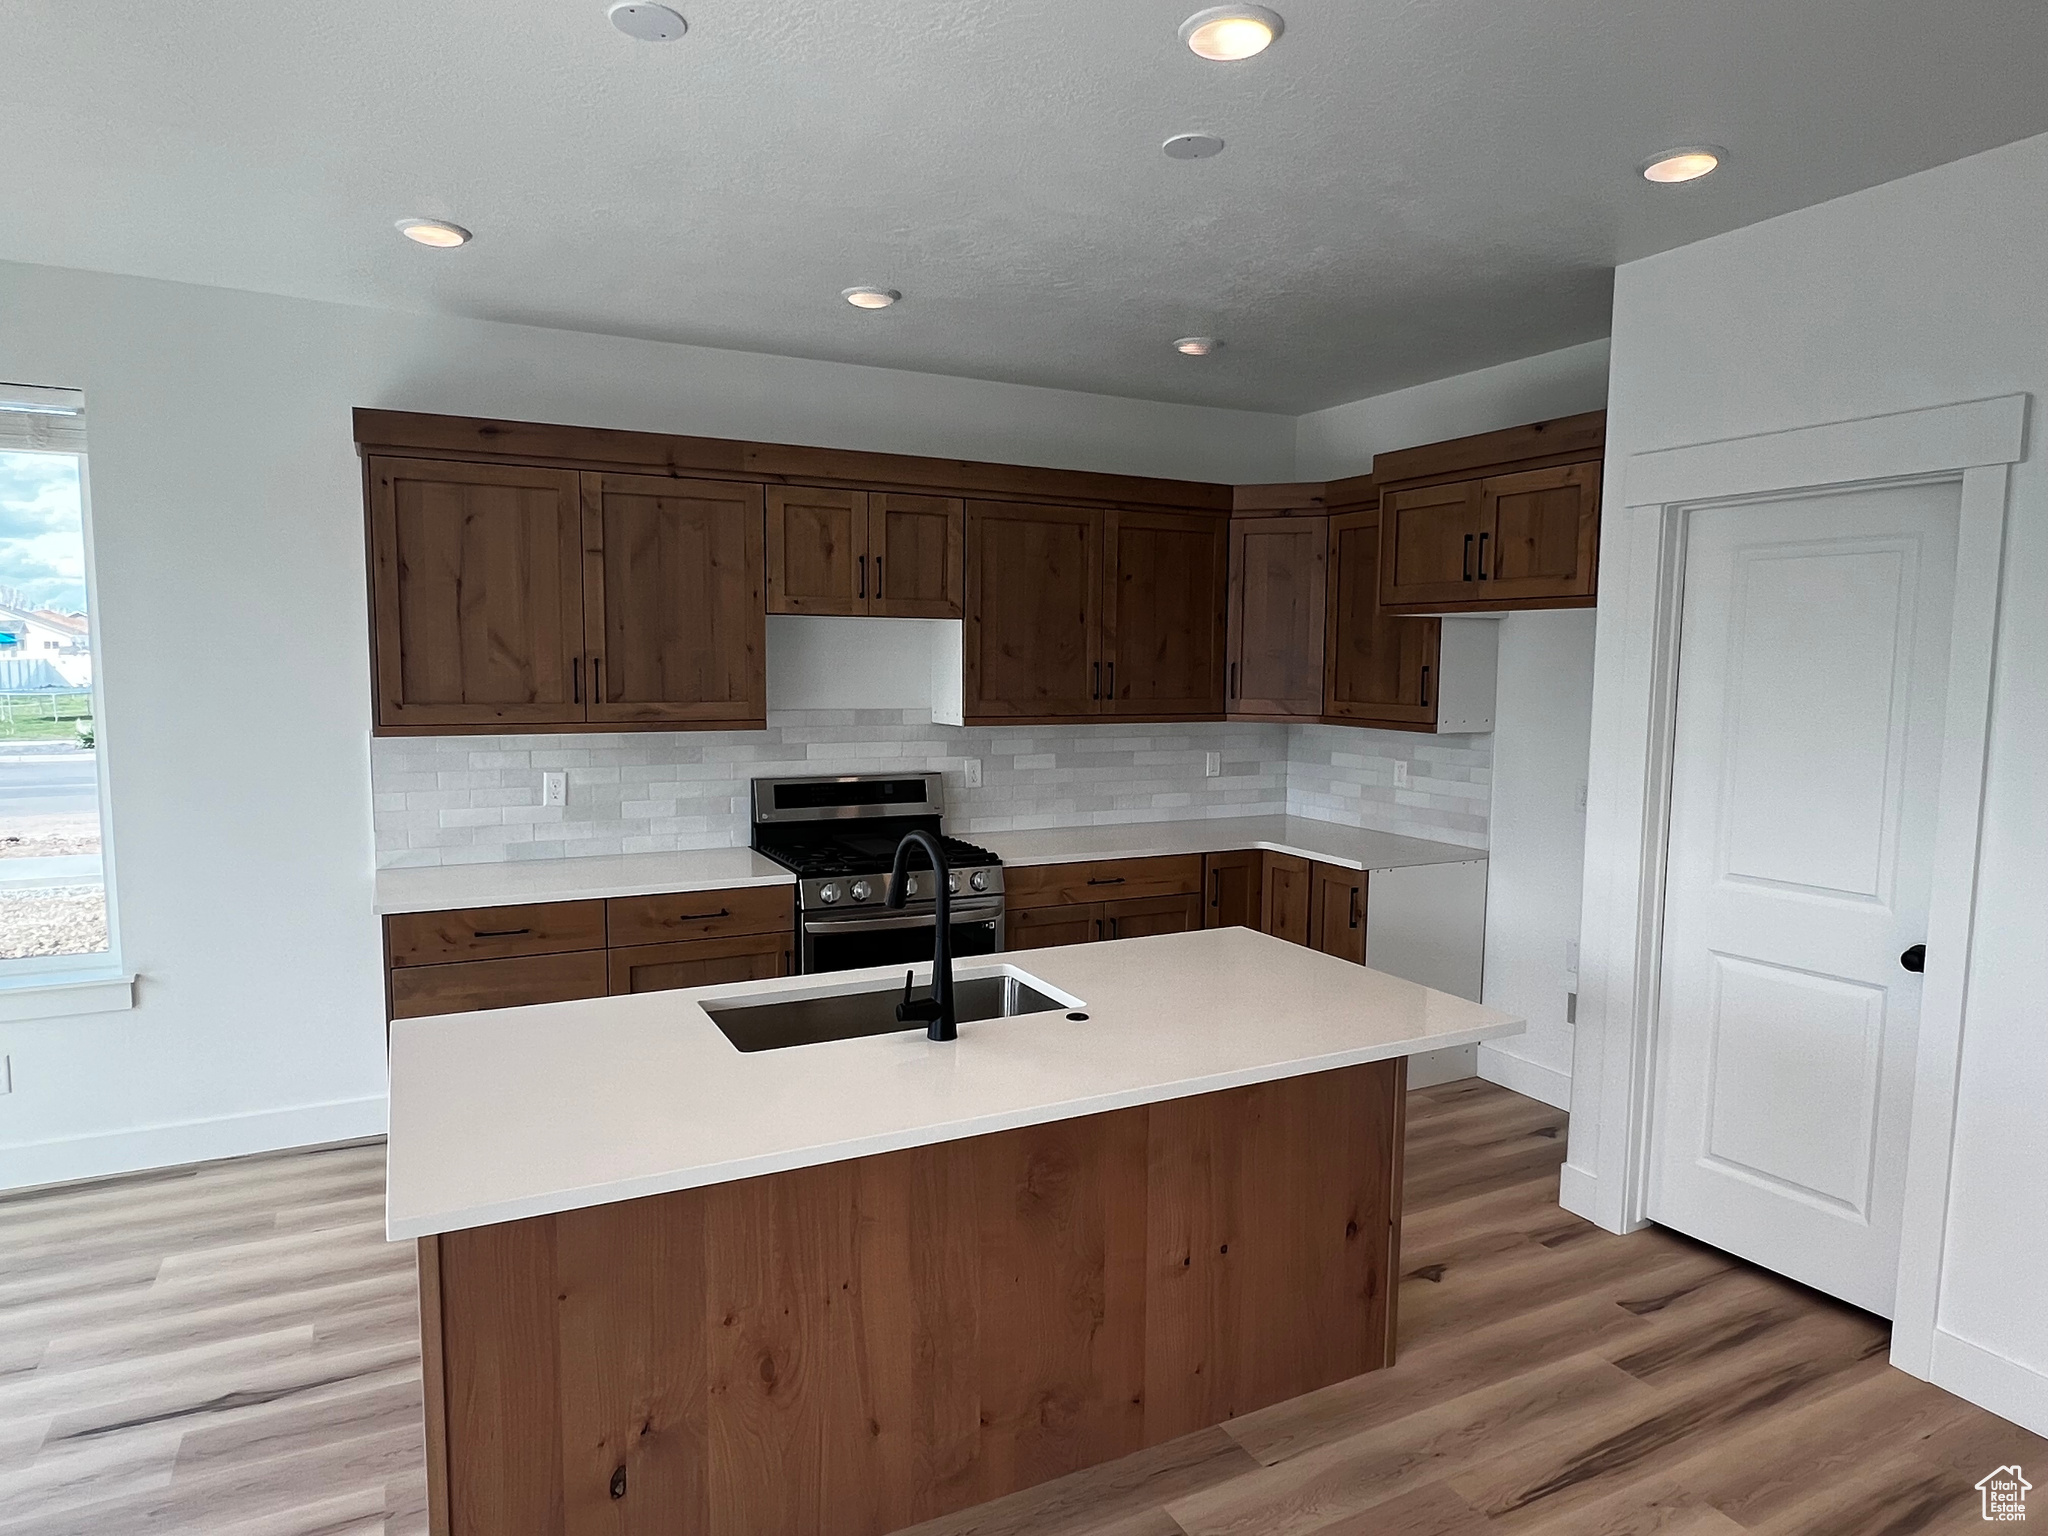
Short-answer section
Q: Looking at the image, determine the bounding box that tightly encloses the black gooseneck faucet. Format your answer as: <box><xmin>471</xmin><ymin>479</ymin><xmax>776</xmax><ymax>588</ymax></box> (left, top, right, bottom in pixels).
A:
<box><xmin>886</xmin><ymin>830</ymin><xmax>956</xmax><ymax>1041</ymax></box>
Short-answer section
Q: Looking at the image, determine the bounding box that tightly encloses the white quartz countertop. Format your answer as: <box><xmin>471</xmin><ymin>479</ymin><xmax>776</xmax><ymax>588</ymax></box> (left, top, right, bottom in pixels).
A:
<box><xmin>375</xmin><ymin>847</ymin><xmax>794</xmax><ymax>915</ymax></box>
<box><xmin>385</xmin><ymin>926</ymin><xmax>1522</xmax><ymax>1240</ymax></box>
<box><xmin>976</xmin><ymin>816</ymin><xmax>1483</xmax><ymax>873</ymax></box>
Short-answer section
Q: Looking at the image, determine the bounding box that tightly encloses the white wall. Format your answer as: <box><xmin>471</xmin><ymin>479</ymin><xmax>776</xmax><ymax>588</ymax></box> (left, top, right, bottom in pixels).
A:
<box><xmin>0</xmin><ymin>258</ymin><xmax>1294</xmax><ymax>1192</ymax></box>
<box><xmin>1570</xmin><ymin>130</ymin><xmax>2048</xmax><ymax>1431</ymax></box>
<box><xmin>1293</xmin><ymin>339</ymin><xmax>1611</xmax><ymax>1107</ymax></box>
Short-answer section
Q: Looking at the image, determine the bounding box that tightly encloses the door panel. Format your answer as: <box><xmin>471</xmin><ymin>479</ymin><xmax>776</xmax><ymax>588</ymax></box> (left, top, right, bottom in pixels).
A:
<box><xmin>1103</xmin><ymin>511</ymin><xmax>1226</xmax><ymax>717</ymax></box>
<box><xmin>1325</xmin><ymin>509</ymin><xmax>1438</xmax><ymax>727</ymax></box>
<box><xmin>766</xmin><ymin>486</ymin><xmax>869</xmax><ymax>615</ymax></box>
<box><xmin>1103</xmin><ymin>893</ymin><xmax>1204</xmax><ymax>941</ymax></box>
<box><xmin>1308</xmin><ymin>863</ymin><xmax>1366</xmax><ymax>965</ymax></box>
<box><xmin>871</xmin><ymin>493</ymin><xmax>964</xmax><ymax>618</ymax></box>
<box><xmin>582</xmin><ymin>474</ymin><xmax>766</xmax><ymax>725</ymax></box>
<box><xmin>1203</xmin><ymin>850</ymin><xmax>1263</xmax><ymax>931</ymax></box>
<box><xmin>1480</xmin><ymin>462</ymin><xmax>1600</xmax><ymax>600</ymax></box>
<box><xmin>609</xmin><ymin>934</ymin><xmax>791</xmax><ymax>995</ymax></box>
<box><xmin>1227</xmin><ymin>517</ymin><xmax>1326</xmax><ymax>717</ymax></box>
<box><xmin>1261</xmin><ymin>853</ymin><xmax>1312</xmax><ymax>947</ymax></box>
<box><xmin>963</xmin><ymin>502</ymin><xmax>1102</xmax><ymax>718</ymax></box>
<box><xmin>1381</xmin><ymin>481</ymin><xmax>1487</xmax><ymax>606</ymax></box>
<box><xmin>368</xmin><ymin>457</ymin><xmax>586</xmax><ymax>728</ymax></box>
<box><xmin>1649</xmin><ymin>481</ymin><xmax>1958</xmax><ymax>1316</ymax></box>
<box><xmin>1008</xmin><ymin>902</ymin><xmax>1103</xmax><ymax>950</ymax></box>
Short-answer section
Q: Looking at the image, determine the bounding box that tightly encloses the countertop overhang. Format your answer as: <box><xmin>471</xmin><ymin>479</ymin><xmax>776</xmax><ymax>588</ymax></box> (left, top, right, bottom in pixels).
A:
<box><xmin>385</xmin><ymin>926</ymin><xmax>1523</xmax><ymax>1241</ymax></box>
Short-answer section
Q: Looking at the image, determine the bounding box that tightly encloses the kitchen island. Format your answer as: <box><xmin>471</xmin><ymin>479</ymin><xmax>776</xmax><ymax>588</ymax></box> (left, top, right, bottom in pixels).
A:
<box><xmin>388</xmin><ymin>926</ymin><xmax>1522</xmax><ymax>1536</ymax></box>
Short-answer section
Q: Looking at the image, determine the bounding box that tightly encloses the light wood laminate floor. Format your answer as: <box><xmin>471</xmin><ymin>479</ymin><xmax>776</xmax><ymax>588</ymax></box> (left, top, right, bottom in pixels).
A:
<box><xmin>2</xmin><ymin>1081</ymin><xmax>2039</xmax><ymax>1535</ymax></box>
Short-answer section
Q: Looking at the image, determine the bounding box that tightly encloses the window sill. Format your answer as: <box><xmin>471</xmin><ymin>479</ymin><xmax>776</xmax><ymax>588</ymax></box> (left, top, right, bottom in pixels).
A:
<box><xmin>0</xmin><ymin>972</ymin><xmax>136</xmax><ymax>1022</ymax></box>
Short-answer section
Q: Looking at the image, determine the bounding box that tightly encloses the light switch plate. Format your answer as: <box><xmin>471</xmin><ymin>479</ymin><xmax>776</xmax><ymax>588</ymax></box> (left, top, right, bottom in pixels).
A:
<box><xmin>962</xmin><ymin>759</ymin><xmax>983</xmax><ymax>788</ymax></box>
<box><xmin>1393</xmin><ymin>760</ymin><xmax>1410</xmax><ymax>788</ymax></box>
<box><xmin>1205</xmin><ymin>752</ymin><xmax>1220</xmax><ymax>777</ymax></box>
<box><xmin>542</xmin><ymin>771</ymin><xmax>567</xmax><ymax>807</ymax></box>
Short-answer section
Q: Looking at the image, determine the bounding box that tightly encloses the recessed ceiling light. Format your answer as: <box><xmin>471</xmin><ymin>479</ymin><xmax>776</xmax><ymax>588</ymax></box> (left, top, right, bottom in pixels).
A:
<box><xmin>843</xmin><ymin>286</ymin><xmax>901</xmax><ymax>309</ymax></box>
<box><xmin>1163</xmin><ymin>133</ymin><xmax>1226</xmax><ymax>160</ymax></box>
<box><xmin>1174</xmin><ymin>336</ymin><xmax>1221</xmax><ymax>357</ymax></box>
<box><xmin>609</xmin><ymin>3</ymin><xmax>686</xmax><ymax>41</ymax></box>
<box><xmin>395</xmin><ymin>218</ymin><xmax>471</xmax><ymax>248</ymax></box>
<box><xmin>1640</xmin><ymin>146</ymin><xmax>1724</xmax><ymax>184</ymax></box>
<box><xmin>1180</xmin><ymin>6</ymin><xmax>1283</xmax><ymax>61</ymax></box>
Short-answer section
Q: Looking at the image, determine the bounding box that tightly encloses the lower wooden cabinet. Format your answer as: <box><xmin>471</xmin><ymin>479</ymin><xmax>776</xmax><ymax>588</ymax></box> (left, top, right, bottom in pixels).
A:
<box><xmin>1103</xmin><ymin>892</ymin><xmax>1204</xmax><ymax>940</ymax></box>
<box><xmin>1308</xmin><ymin>862</ymin><xmax>1367</xmax><ymax>964</ymax></box>
<box><xmin>609</xmin><ymin>933</ymin><xmax>790</xmax><ymax>994</ymax></box>
<box><xmin>1262</xmin><ymin>852</ymin><xmax>1313</xmax><ymax>946</ymax></box>
<box><xmin>1202</xmin><ymin>849</ymin><xmax>1263</xmax><ymax>929</ymax></box>
<box><xmin>388</xmin><ymin>950</ymin><xmax>608</xmax><ymax>1020</ymax></box>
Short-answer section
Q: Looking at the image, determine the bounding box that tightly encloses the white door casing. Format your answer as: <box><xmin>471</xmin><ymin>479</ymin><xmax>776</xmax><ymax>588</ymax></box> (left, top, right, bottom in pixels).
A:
<box><xmin>1648</xmin><ymin>484</ymin><xmax>1958</xmax><ymax>1315</ymax></box>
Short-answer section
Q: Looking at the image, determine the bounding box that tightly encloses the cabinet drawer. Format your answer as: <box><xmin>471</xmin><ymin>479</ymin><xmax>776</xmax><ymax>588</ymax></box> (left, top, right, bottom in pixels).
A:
<box><xmin>388</xmin><ymin>951</ymin><xmax>608</xmax><ymax>1019</ymax></box>
<box><xmin>1005</xmin><ymin>855</ymin><xmax>1204</xmax><ymax>909</ymax></box>
<box><xmin>609</xmin><ymin>933</ymin><xmax>791</xmax><ymax>995</ymax></box>
<box><xmin>1007</xmin><ymin>902</ymin><xmax>1103</xmax><ymax>950</ymax></box>
<box><xmin>607</xmin><ymin>885</ymin><xmax>794</xmax><ymax>946</ymax></box>
<box><xmin>1103</xmin><ymin>892</ymin><xmax>1204</xmax><ymax>941</ymax></box>
<box><xmin>385</xmin><ymin>901</ymin><xmax>607</xmax><ymax>967</ymax></box>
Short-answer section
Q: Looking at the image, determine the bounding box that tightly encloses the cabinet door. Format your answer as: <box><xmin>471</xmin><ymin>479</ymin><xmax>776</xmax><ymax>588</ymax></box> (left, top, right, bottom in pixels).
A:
<box><xmin>1262</xmin><ymin>852</ymin><xmax>1313</xmax><ymax>946</ymax></box>
<box><xmin>1103</xmin><ymin>510</ymin><xmax>1227</xmax><ymax>718</ymax></box>
<box><xmin>871</xmin><ymin>493</ymin><xmax>964</xmax><ymax>618</ymax></box>
<box><xmin>1380</xmin><ymin>480</ymin><xmax>1489</xmax><ymax>607</ymax></box>
<box><xmin>1105</xmin><ymin>892</ymin><xmax>1204</xmax><ymax>941</ymax></box>
<box><xmin>367</xmin><ymin>457</ymin><xmax>586</xmax><ymax>729</ymax></box>
<box><xmin>1203</xmin><ymin>850</ymin><xmax>1264</xmax><ymax>930</ymax></box>
<box><xmin>766</xmin><ymin>486</ymin><xmax>869</xmax><ymax>615</ymax></box>
<box><xmin>1325</xmin><ymin>509</ymin><xmax>1439</xmax><ymax>728</ymax></box>
<box><xmin>1007</xmin><ymin>901</ymin><xmax>1103</xmax><ymax>950</ymax></box>
<box><xmin>388</xmin><ymin>951</ymin><xmax>608</xmax><ymax>1019</ymax></box>
<box><xmin>582</xmin><ymin>473</ymin><xmax>766</xmax><ymax>726</ymax></box>
<box><xmin>608</xmin><ymin>933</ymin><xmax>790</xmax><ymax>995</ymax></box>
<box><xmin>1309</xmin><ymin>863</ymin><xmax>1366</xmax><ymax>964</ymax></box>
<box><xmin>1479</xmin><ymin>462</ymin><xmax>1601</xmax><ymax>601</ymax></box>
<box><xmin>1227</xmin><ymin>516</ymin><xmax>1326</xmax><ymax>717</ymax></box>
<box><xmin>963</xmin><ymin>501</ymin><xmax>1103</xmax><ymax>719</ymax></box>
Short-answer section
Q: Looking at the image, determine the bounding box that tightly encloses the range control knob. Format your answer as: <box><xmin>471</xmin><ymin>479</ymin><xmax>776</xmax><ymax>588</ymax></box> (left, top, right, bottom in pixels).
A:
<box><xmin>969</xmin><ymin>869</ymin><xmax>989</xmax><ymax>892</ymax></box>
<box><xmin>946</xmin><ymin>872</ymin><xmax>960</xmax><ymax>894</ymax></box>
<box><xmin>818</xmin><ymin>882</ymin><xmax>841</xmax><ymax>905</ymax></box>
<box><xmin>904</xmin><ymin>875</ymin><xmax>920</xmax><ymax>898</ymax></box>
<box><xmin>850</xmin><ymin>879</ymin><xmax>873</xmax><ymax>903</ymax></box>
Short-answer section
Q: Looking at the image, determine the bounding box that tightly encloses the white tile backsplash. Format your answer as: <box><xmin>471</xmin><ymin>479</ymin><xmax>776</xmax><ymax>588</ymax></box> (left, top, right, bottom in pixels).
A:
<box><xmin>371</xmin><ymin>711</ymin><xmax>1491</xmax><ymax>868</ymax></box>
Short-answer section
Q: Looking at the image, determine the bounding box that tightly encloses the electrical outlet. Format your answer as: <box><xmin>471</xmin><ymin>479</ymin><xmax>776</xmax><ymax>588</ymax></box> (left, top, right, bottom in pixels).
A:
<box><xmin>1566</xmin><ymin>992</ymin><xmax>1578</xmax><ymax>1025</ymax></box>
<box><xmin>1205</xmin><ymin>751</ymin><xmax>1220</xmax><ymax>778</ymax></box>
<box><xmin>1393</xmin><ymin>760</ymin><xmax>1410</xmax><ymax>788</ymax></box>
<box><xmin>542</xmin><ymin>771</ymin><xmax>567</xmax><ymax>807</ymax></box>
<box><xmin>1565</xmin><ymin>939</ymin><xmax>1580</xmax><ymax>978</ymax></box>
<box><xmin>962</xmin><ymin>759</ymin><xmax>983</xmax><ymax>788</ymax></box>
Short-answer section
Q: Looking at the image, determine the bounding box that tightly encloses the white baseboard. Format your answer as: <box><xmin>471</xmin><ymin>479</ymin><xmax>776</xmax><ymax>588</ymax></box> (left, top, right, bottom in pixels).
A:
<box><xmin>1407</xmin><ymin>1043</ymin><xmax>1478</xmax><ymax>1089</ymax></box>
<box><xmin>0</xmin><ymin>1096</ymin><xmax>387</xmax><ymax>1195</ymax></box>
<box><xmin>1477</xmin><ymin>1043</ymin><xmax>1573</xmax><ymax>1110</ymax></box>
<box><xmin>1558</xmin><ymin>1160</ymin><xmax>1600</xmax><ymax>1221</ymax></box>
<box><xmin>1929</xmin><ymin>1327</ymin><xmax>2048</xmax><ymax>1437</ymax></box>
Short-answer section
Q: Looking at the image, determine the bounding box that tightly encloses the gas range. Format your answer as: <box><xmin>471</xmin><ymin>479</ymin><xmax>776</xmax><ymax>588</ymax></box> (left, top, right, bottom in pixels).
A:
<box><xmin>751</xmin><ymin>773</ymin><xmax>1007</xmax><ymax>973</ymax></box>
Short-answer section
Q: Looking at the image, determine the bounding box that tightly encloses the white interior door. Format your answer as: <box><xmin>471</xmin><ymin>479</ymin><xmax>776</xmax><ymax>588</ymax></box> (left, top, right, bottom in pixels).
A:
<box><xmin>1649</xmin><ymin>480</ymin><xmax>1957</xmax><ymax>1316</ymax></box>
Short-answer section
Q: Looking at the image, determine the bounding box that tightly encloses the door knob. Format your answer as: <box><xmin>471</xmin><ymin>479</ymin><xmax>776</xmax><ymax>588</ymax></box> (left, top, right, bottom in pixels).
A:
<box><xmin>1900</xmin><ymin>943</ymin><xmax>1926</xmax><ymax>974</ymax></box>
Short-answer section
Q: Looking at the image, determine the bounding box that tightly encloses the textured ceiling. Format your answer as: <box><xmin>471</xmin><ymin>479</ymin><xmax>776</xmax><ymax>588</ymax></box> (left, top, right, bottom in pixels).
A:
<box><xmin>5</xmin><ymin>0</ymin><xmax>2048</xmax><ymax>412</ymax></box>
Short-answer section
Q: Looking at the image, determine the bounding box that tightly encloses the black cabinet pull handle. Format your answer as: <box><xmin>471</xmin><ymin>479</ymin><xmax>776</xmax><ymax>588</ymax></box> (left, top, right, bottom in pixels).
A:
<box><xmin>1109</xmin><ymin>916</ymin><xmax>1119</xmax><ymax>939</ymax></box>
<box><xmin>1094</xmin><ymin>917</ymin><xmax>1104</xmax><ymax>941</ymax></box>
<box><xmin>572</xmin><ymin>656</ymin><xmax>582</xmax><ymax>704</ymax></box>
<box><xmin>875</xmin><ymin>556</ymin><xmax>883</xmax><ymax>598</ymax></box>
<box><xmin>473</xmin><ymin>927</ymin><xmax>531</xmax><ymax>939</ymax></box>
<box><xmin>1462</xmin><ymin>533</ymin><xmax>1473</xmax><ymax>582</ymax></box>
<box><xmin>1092</xmin><ymin>661</ymin><xmax>1101</xmax><ymax>700</ymax></box>
<box><xmin>858</xmin><ymin>554</ymin><xmax>866</xmax><ymax>599</ymax></box>
<box><xmin>1229</xmin><ymin>660</ymin><xmax>1239</xmax><ymax>699</ymax></box>
<box><xmin>591</xmin><ymin>654</ymin><xmax>603</xmax><ymax>705</ymax></box>
<box><xmin>1901</xmin><ymin>943</ymin><xmax>1926</xmax><ymax>973</ymax></box>
<box><xmin>1477</xmin><ymin>530</ymin><xmax>1490</xmax><ymax>579</ymax></box>
<box><xmin>1420</xmin><ymin>664</ymin><xmax>1430</xmax><ymax>708</ymax></box>
<box><xmin>670</xmin><ymin>907</ymin><xmax>732</xmax><ymax>923</ymax></box>
<box><xmin>1348</xmin><ymin>887</ymin><xmax>1361</xmax><ymax>928</ymax></box>
<box><xmin>1210</xmin><ymin>869</ymin><xmax>1219</xmax><ymax>908</ymax></box>
<box><xmin>1085</xmin><ymin>875</ymin><xmax>1126</xmax><ymax>886</ymax></box>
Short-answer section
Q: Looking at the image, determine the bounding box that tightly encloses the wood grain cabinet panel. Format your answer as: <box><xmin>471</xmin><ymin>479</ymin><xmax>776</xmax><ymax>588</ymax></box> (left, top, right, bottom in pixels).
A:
<box><xmin>388</xmin><ymin>951</ymin><xmax>609</xmax><ymax>1020</ymax></box>
<box><xmin>1262</xmin><ymin>852</ymin><xmax>1312</xmax><ymax>947</ymax></box>
<box><xmin>581</xmin><ymin>473</ymin><xmax>766</xmax><ymax>727</ymax></box>
<box><xmin>1102</xmin><ymin>892</ymin><xmax>1204</xmax><ymax>941</ymax></box>
<box><xmin>1006</xmin><ymin>901</ymin><xmax>1103</xmax><ymax>950</ymax></box>
<box><xmin>963</xmin><ymin>501</ymin><xmax>1103</xmax><ymax>719</ymax></box>
<box><xmin>1380</xmin><ymin>480</ymin><xmax>1489</xmax><ymax>607</ymax></box>
<box><xmin>1325</xmin><ymin>507</ymin><xmax>1439</xmax><ymax>730</ymax></box>
<box><xmin>1004</xmin><ymin>855</ymin><xmax>1205</xmax><ymax>909</ymax></box>
<box><xmin>1308</xmin><ymin>861</ymin><xmax>1367</xmax><ymax>965</ymax></box>
<box><xmin>609</xmin><ymin>933</ymin><xmax>790</xmax><ymax>995</ymax></box>
<box><xmin>1226</xmin><ymin>516</ymin><xmax>1327</xmax><ymax>718</ymax></box>
<box><xmin>1479</xmin><ymin>461</ymin><xmax>1601</xmax><ymax>600</ymax></box>
<box><xmin>870</xmin><ymin>492</ymin><xmax>964</xmax><ymax>618</ymax></box>
<box><xmin>765</xmin><ymin>486</ymin><xmax>868</xmax><ymax>615</ymax></box>
<box><xmin>606</xmin><ymin>885</ymin><xmax>794</xmax><ymax>947</ymax></box>
<box><xmin>1202</xmin><ymin>849</ymin><xmax>1263</xmax><ymax>930</ymax></box>
<box><xmin>367</xmin><ymin>457</ymin><xmax>587</xmax><ymax>730</ymax></box>
<box><xmin>385</xmin><ymin>901</ymin><xmax>607</xmax><ymax>967</ymax></box>
<box><xmin>1103</xmin><ymin>510</ymin><xmax>1227</xmax><ymax>719</ymax></box>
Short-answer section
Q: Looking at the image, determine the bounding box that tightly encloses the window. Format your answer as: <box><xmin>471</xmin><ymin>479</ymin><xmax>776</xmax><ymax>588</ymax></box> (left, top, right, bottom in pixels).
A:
<box><xmin>0</xmin><ymin>384</ymin><xmax>117</xmax><ymax>986</ymax></box>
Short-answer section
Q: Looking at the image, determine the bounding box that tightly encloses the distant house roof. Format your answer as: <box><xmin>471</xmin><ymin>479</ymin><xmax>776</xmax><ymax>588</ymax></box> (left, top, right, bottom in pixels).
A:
<box><xmin>29</xmin><ymin>608</ymin><xmax>87</xmax><ymax>635</ymax></box>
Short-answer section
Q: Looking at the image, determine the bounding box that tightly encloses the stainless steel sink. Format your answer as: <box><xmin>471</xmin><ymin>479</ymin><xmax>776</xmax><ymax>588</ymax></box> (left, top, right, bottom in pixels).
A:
<box><xmin>706</xmin><ymin>973</ymin><xmax>1066</xmax><ymax>1054</ymax></box>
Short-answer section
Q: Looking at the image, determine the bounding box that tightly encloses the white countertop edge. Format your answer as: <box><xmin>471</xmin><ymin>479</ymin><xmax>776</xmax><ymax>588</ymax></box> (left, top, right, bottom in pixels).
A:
<box><xmin>384</xmin><ymin>1013</ymin><xmax>1522</xmax><ymax>1242</ymax></box>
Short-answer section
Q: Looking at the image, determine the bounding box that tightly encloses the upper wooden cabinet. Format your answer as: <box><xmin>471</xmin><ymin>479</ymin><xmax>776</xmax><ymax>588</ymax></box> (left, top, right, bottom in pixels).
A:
<box><xmin>765</xmin><ymin>488</ymin><xmax>964</xmax><ymax>619</ymax></box>
<box><xmin>367</xmin><ymin>457</ymin><xmax>587</xmax><ymax>731</ymax></box>
<box><xmin>1325</xmin><ymin>507</ymin><xmax>1439</xmax><ymax>730</ymax></box>
<box><xmin>1226</xmin><ymin>516</ymin><xmax>1327</xmax><ymax>718</ymax></box>
<box><xmin>583</xmin><ymin>473</ymin><xmax>765</xmax><ymax>726</ymax></box>
<box><xmin>963</xmin><ymin>502</ymin><xmax>1225</xmax><ymax>722</ymax></box>
<box><xmin>366</xmin><ymin>455</ymin><xmax>764</xmax><ymax>734</ymax></box>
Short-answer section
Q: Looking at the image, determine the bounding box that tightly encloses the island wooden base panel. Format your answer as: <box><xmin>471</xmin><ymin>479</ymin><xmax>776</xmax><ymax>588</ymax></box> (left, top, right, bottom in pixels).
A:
<box><xmin>422</xmin><ymin>1061</ymin><xmax>1405</xmax><ymax>1536</ymax></box>
<box><xmin>3</xmin><ymin>1081</ymin><xmax>2041</xmax><ymax>1536</ymax></box>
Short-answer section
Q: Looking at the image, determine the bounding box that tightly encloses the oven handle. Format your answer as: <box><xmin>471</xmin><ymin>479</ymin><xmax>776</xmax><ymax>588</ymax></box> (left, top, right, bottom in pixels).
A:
<box><xmin>802</xmin><ymin>900</ymin><xmax>1004</xmax><ymax>936</ymax></box>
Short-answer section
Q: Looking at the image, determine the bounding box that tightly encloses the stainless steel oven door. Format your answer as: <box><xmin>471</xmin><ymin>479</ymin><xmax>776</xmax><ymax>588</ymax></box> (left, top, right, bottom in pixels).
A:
<box><xmin>799</xmin><ymin>898</ymin><xmax>1005</xmax><ymax>974</ymax></box>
